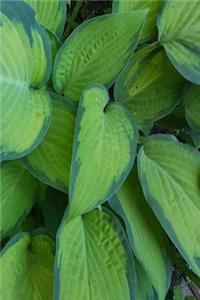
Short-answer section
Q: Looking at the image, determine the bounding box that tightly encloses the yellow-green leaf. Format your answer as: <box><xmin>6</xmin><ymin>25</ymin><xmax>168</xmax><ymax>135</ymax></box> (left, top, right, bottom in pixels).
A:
<box><xmin>67</xmin><ymin>84</ymin><xmax>138</xmax><ymax>220</ymax></box>
<box><xmin>0</xmin><ymin>160</ymin><xmax>38</xmax><ymax>240</ymax></box>
<box><xmin>53</xmin><ymin>10</ymin><xmax>148</xmax><ymax>103</ymax></box>
<box><xmin>158</xmin><ymin>0</ymin><xmax>200</xmax><ymax>84</ymax></box>
<box><xmin>184</xmin><ymin>84</ymin><xmax>200</xmax><ymax>131</ymax></box>
<box><xmin>138</xmin><ymin>134</ymin><xmax>200</xmax><ymax>277</ymax></box>
<box><xmin>110</xmin><ymin>168</ymin><xmax>172</xmax><ymax>299</ymax></box>
<box><xmin>114</xmin><ymin>48</ymin><xmax>184</xmax><ymax>126</ymax></box>
<box><xmin>25</xmin><ymin>0</ymin><xmax>66</xmax><ymax>38</ymax></box>
<box><xmin>55</xmin><ymin>209</ymin><xmax>135</xmax><ymax>300</ymax></box>
<box><xmin>112</xmin><ymin>0</ymin><xmax>162</xmax><ymax>40</ymax></box>
<box><xmin>22</xmin><ymin>94</ymin><xmax>76</xmax><ymax>193</ymax></box>
<box><xmin>0</xmin><ymin>1</ymin><xmax>52</xmax><ymax>160</ymax></box>
<box><xmin>0</xmin><ymin>232</ymin><xmax>55</xmax><ymax>299</ymax></box>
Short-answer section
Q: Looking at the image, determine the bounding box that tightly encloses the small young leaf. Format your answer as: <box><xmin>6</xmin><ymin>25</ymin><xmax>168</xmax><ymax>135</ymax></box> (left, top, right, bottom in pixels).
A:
<box><xmin>112</xmin><ymin>0</ymin><xmax>162</xmax><ymax>41</ymax></box>
<box><xmin>68</xmin><ymin>84</ymin><xmax>138</xmax><ymax>220</ymax></box>
<box><xmin>25</xmin><ymin>0</ymin><xmax>66</xmax><ymax>38</ymax></box>
<box><xmin>0</xmin><ymin>232</ymin><xmax>55</xmax><ymax>299</ymax></box>
<box><xmin>0</xmin><ymin>1</ymin><xmax>52</xmax><ymax>160</ymax></box>
<box><xmin>138</xmin><ymin>134</ymin><xmax>200</xmax><ymax>277</ymax></box>
<box><xmin>158</xmin><ymin>0</ymin><xmax>200</xmax><ymax>84</ymax></box>
<box><xmin>110</xmin><ymin>167</ymin><xmax>172</xmax><ymax>299</ymax></box>
<box><xmin>0</xmin><ymin>160</ymin><xmax>38</xmax><ymax>240</ymax></box>
<box><xmin>55</xmin><ymin>209</ymin><xmax>135</xmax><ymax>300</ymax></box>
<box><xmin>53</xmin><ymin>10</ymin><xmax>148</xmax><ymax>103</ymax></box>
<box><xmin>22</xmin><ymin>94</ymin><xmax>76</xmax><ymax>193</ymax></box>
<box><xmin>114</xmin><ymin>48</ymin><xmax>184</xmax><ymax>126</ymax></box>
<box><xmin>184</xmin><ymin>84</ymin><xmax>200</xmax><ymax>131</ymax></box>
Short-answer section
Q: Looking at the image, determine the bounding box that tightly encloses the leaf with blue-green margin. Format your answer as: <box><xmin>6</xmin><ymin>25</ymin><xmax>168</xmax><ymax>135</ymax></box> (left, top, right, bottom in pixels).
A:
<box><xmin>184</xmin><ymin>84</ymin><xmax>200</xmax><ymax>131</ymax></box>
<box><xmin>112</xmin><ymin>0</ymin><xmax>162</xmax><ymax>41</ymax></box>
<box><xmin>0</xmin><ymin>1</ymin><xmax>52</xmax><ymax>161</ymax></box>
<box><xmin>22</xmin><ymin>93</ymin><xmax>76</xmax><ymax>193</ymax></box>
<box><xmin>55</xmin><ymin>209</ymin><xmax>136</xmax><ymax>300</ymax></box>
<box><xmin>138</xmin><ymin>134</ymin><xmax>200</xmax><ymax>277</ymax></box>
<box><xmin>53</xmin><ymin>10</ymin><xmax>148</xmax><ymax>103</ymax></box>
<box><xmin>0</xmin><ymin>160</ymin><xmax>38</xmax><ymax>240</ymax></box>
<box><xmin>157</xmin><ymin>0</ymin><xmax>200</xmax><ymax>84</ymax></box>
<box><xmin>110</xmin><ymin>167</ymin><xmax>172</xmax><ymax>300</ymax></box>
<box><xmin>135</xmin><ymin>261</ymin><xmax>158</xmax><ymax>300</ymax></box>
<box><xmin>0</xmin><ymin>231</ymin><xmax>55</xmax><ymax>299</ymax></box>
<box><xmin>67</xmin><ymin>84</ymin><xmax>138</xmax><ymax>220</ymax></box>
<box><xmin>114</xmin><ymin>47</ymin><xmax>184</xmax><ymax>126</ymax></box>
<box><xmin>25</xmin><ymin>0</ymin><xmax>66</xmax><ymax>38</ymax></box>
<box><xmin>188</xmin><ymin>130</ymin><xmax>200</xmax><ymax>149</ymax></box>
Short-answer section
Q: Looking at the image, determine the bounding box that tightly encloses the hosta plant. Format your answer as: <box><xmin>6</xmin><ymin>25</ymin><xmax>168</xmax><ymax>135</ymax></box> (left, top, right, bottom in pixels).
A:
<box><xmin>0</xmin><ymin>0</ymin><xmax>200</xmax><ymax>299</ymax></box>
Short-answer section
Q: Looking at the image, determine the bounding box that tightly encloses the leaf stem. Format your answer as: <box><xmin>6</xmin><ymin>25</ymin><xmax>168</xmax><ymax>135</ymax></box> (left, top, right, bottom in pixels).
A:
<box><xmin>62</xmin><ymin>0</ymin><xmax>84</xmax><ymax>42</ymax></box>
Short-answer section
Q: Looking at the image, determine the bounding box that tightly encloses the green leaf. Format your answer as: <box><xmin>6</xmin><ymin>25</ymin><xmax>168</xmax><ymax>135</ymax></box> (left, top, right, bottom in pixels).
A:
<box><xmin>110</xmin><ymin>168</ymin><xmax>171</xmax><ymax>299</ymax></box>
<box><xmin>112</xmin><ymin>0</ymin><xmax>162</xmax><ymax>41</ymax></box>
<box><xmin>184</xmin><ymin>84</ymin><xmax>200</xmax><ymax>131</ymax></box>
<box><xmin>0</xmin><ymin>160</ymin><xmax>38</xmax><ymax>240</ymax></box>
<box><xmin>187</xmin><ymin>130</ymin><xmax>200</xmax><ymax>149</ymax></box>
<box><xmin>67</xmin><ymin>84</ymin><xmax>138</xmax><ymax>220</ymax></box>
<box><xmin>135</xmin><ymin>261</ymin><xmax>157</xmax><ymax>300</ymax></box>
<box><xmin>0</xmin><ymin>231</ymin><xmax>55</xmax><ymax>299</ymax></box>
<box><xmin>114</xmin><ymin>48</ymin><xmax>184</xmax><ymax>126</ymax></box>
<box><xmin>0</xmin><ymin>1</ymin><xmax>52</xmax><ymax>160</ymax></box>
<box><xmin>22</xmin><ymin>93</ymin><xmax>76</xmax><ymax>193</ymax></box>
<box><xmin>138</xmin><ymin>134</ymin><xmax>200</xmax><ymax>277</ymax></box>
<box><xmin>53</xmin><ymin>10</ymin><xmax>148</xmax><ymax>103</ymax></box>
<box><xmin>55</xmin><ymin>209</ymin><xmax>135</xmax><ymax>300</ymax></box>
<box><xmin>25</xmin><ymin>0</ymin><xmax>66</xmax><ymax>38</ymax></box>
<box><xmin>158</xmin><ymin>0</ymin><xmax>200</xmax><ymax>84</ymax></box>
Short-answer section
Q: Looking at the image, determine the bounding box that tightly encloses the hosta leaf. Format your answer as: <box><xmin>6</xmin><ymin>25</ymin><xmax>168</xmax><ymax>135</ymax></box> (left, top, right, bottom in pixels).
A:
<box><xmin>55</xmin><ymin>209</ymin><xmax>135</xmax><ymax>300</ymax></box>
<box><xmin>184</xmin><ymin>84</ymin><xmax>200</xmax><ymax>131</ymax></box>
<box><xmin>138</xmin><ymin>134</ymin><xmax>200</xmax><ymax>277</ymax></box>
<box><xmin>0</xmin><ymin>1</ymin><xmax>52</xmax><ymax>160</ymax></box>
<box><xmin>0</xmin><ymin>160</ymin><xmax>38</xmax><ymax>240</ymax></box>
<box><xmin>112</xmin><ymin>0</ymin><xmax>162</xmax><ymax>40</ymax></box>
<box><xmin>0</xmin><ymin>231</ymin><xmax>55</xmax><ymax>299</ymax></box>
<box><xmin>25</xmin><ymin>0</ymin><xmax>66</xmax><ymax>38</ymax></box>
<box><xmin>67</xmin><ymin>84</ymin><xmax>138</xmax><ymax>220</ymax></box>
<box><xmin>53</xmin><ymin>10</ymin><xmax>148</xmax><ymax>103</ymax></box>
<box><xmin>110</xmin><ymin>168</ymin><xmax>171</xmax><ymax>299</ymax></box>
<box><xmin>135</xmin><ymin>261</ymin><xmax>157</xmax><ymax>300</ymax></box>
<box><xmin>114</xmin><ymin>48</ymin><xmax>184</xmax><ymax>126</ymax></box>
<box><xmin>158</xmin><ymin>0</ymin><xmax>200</xmax><ymax>84</ymax></box>
<box><xmin>188</xmin><ymin>130</ymin><xmax>200</xmax><ymax>149</ymax></box>
<box><xmin>22</xmin><ymin>94</ymin><xmax>76</xmax><ymax>193</ymax></box>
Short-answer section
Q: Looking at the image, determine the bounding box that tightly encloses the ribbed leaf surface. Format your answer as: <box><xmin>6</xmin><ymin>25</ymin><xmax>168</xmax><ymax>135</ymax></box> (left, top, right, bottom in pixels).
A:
<box><xmin>112</xmin><ymin>0</ymin><xmax>162</xmax><ymax>40</ymax></box>
<box><xmin>138</xmin><ymin>135</ymin><xmax>200</xmax><ymax>277</ymax></box>
<box><xmin>25</xmin><ymin>0</ymin><xmax>66</xmax><ymax>37</ymax></box>
<box><xmin>53</xmin><ymin>10</ymin><xmax>148</xmax><ymax>103</ymax></box>
<box><xmin>0</xmin><ymin>160</ymin><xmax>38</xmax><ymax>239</ymax></box>
<box><xmin>0</xmin><ymin>232</ymin><xmax>55</xmax><ymax>299</ymax></box>
<box><xmin>68</xmin><ymin>84</ymin><xmax>138</xmax><ymax>220</ymax></box>
<box><xmin>110</xmin><ymin>168</ymin><xmax>172</xmax><ymax>299</ymax></box>
<box><xmin>158</xmin><ymin>0</ymin><xmax>200</xmax><ymax>84</ymax></box>
<box><xmin>114</xmin><ymin>48</ymin><xmax>184</xmax><ymax>126</ymax></box>
<box><xmin>55</xmin><ymin>210</ymin><xmax>135</xmax><ymax>300</ymax></box>
<box><xmin>22</xmin><ymin>94</ymin><xmax>76</xmax><ymax>193</ymax></box>
<box><xmin>0</xmin><ymin>1</ymin><xmax>52</xmax><ymax>160</ymax></box>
